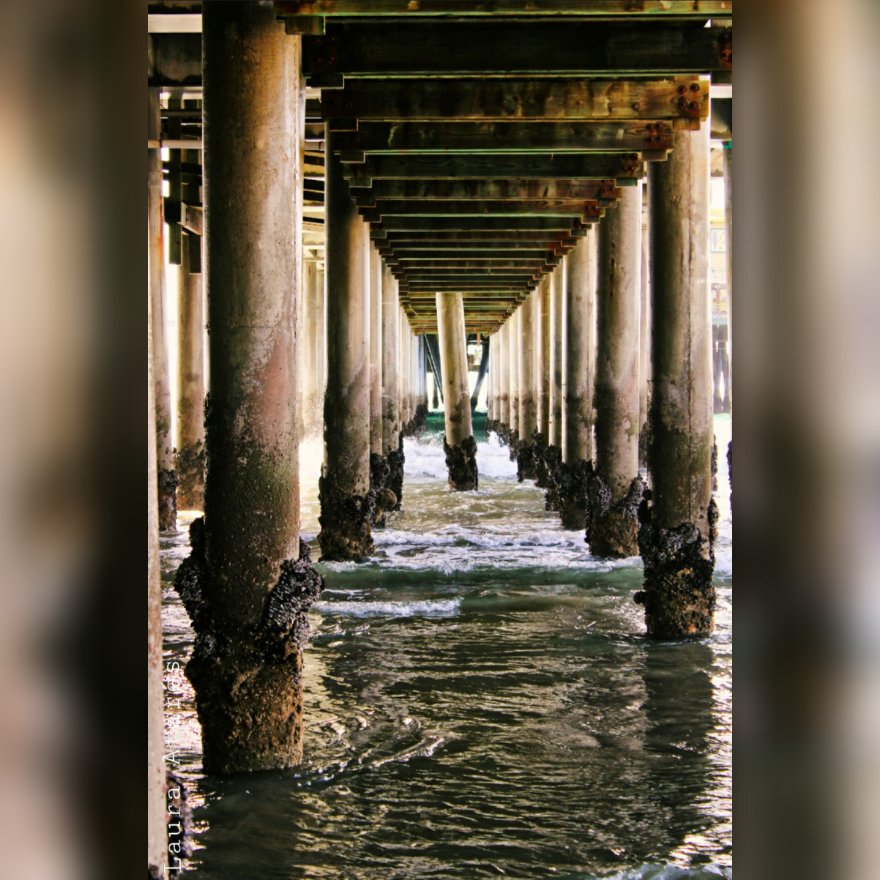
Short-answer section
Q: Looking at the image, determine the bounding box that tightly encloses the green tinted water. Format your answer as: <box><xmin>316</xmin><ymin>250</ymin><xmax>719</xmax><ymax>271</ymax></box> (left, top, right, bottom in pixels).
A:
<box><xmin>161</xmin><ymin>414</ymin><xmax>732</xmax><ymax>879</ymax></box>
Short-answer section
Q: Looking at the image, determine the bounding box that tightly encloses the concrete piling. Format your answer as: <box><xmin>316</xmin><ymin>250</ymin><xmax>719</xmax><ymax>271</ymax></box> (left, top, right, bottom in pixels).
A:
<box><xmin>637</xmin><ymin>121</ymin><xmax>716</xmax><ymax>639</ymax></box>
<box><xmin>588</xmin><ymin>186</ymin><xmax>644</xmax><ymax>558</ymax></box>
<box><xmin>437</xmin><ymin>292</ymin><xmax>478</xmax><ymax>490</ymax></box>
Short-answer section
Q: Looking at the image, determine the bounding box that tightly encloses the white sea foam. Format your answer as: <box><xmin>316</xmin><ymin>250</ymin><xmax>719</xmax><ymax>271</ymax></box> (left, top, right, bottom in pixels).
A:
<box><xmin>313</xmin><ymin>598</ymin><xmax>462</xmax><ymax>618</ymax></box>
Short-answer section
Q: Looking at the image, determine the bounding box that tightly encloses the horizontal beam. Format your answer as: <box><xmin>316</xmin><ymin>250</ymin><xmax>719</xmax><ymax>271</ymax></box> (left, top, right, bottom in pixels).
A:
<box><xmin>360</xmin><ymin>201</ymin><xmax>604</xmax><ymax>221</ymax></box>
<box><xmin>304</xmin><ymin>23</ymin><xmax>730</xmax><ymax>81</ymax></box>
<box><xmin>372</xmin><ymin>230</ymin><xmax>575</xmax><ymax>243</ymax></box>
<box><xmin>323</xmin><ymin>77</ymin><xmax>708</xmax><ymax>123</ymax></box>
<box><xmin>373</xmin><ymin>216</ymin><xmax>583</xmax><ymax>231</ymax></box>
<box><xmin>354</xmin><ymin>179</ymin><xmax>620</xmax><ymax>202</ymax></box>
<box><xmin>334</xmin><ymin>121</ymin><xmax>673</xmax><ymax>156</ymax></box>
<box><xmin>348</xmin><ymin>153</ymin><xmax>642</xmax><ymax>181</ymax></box>
<box><xmin>278</xmin><ymin>2</ymin><xmax>733</xmax><ymax>17</ymax></box>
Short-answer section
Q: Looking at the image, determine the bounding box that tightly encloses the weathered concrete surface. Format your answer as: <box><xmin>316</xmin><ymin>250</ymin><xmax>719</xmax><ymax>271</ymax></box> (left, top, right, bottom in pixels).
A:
<box><xmin>639</xmin><ymin>190</ymin><xmax>652</xmax><ymax>467</ymax></box>
<box><xmin>498</xmin><ymin>323</ymin><xmax>510</xmax><ymax>432</ymax></box>
<box><xmin>319</xmin><ymin>129</ymin><xmax>374</xmax><ymax>561</ymax></box>
<box><xmin>183</xmin><ymin>2</ymin><xmax>319</xmax><ymax>773</ymax></box>
<box><xmin>551</xmin><ymin>262</ymin><xmax>565</xmax><ymax>450</ymax></box>
<box><xmin>539</xmin><ymin>275</ymin><xmax>552</xmax><ymax>441</ymax></box>
<box><xmin>508</xmin><ymin>309</ymin><xmax>521</xmax><ymax>456</ymax></box>
<box><xmin>149</xmin><ymin>87</ymin><xmax>177</xmax><ymax>531</ymax></box>
<box><xmin>302</xmin><ymin>259</ymin><xmax>324</xmax><ymax>439</ymax></box>
<box><xmin>381</xmin><ymin>265</ymin><xmax>403</xmax><ymax>510</ymax></box>
<box><xmin>437</xmin><ymin>292</ymin><xmax>478</xmax><ymax>490</ymax></box>
<box><xmin>147</xmin><ymin>278</ymin><xmax>166</xmax><ymax>876</ymax></box>
<box><xmin>176</xmin><ymin>231</ymin><xmax>205</xmax><ymax>510</ymax></box>
<box><xmin>517</xmin><ymin>292</ymin><xmax>540</xmax><ymax>479</ymax></box>
<box><xmin>590</xmin><ymin>186</ymin><xmax>643</xmax><ymax>557</ymax></box>
<box><xmin>558</xmin><ymin>231</ymin><xmax>597</xmax><ymax>529</ymax></box>
<box><xmin>637</xmin><ymin>121</ymin><xmax>716</xmax><ymax>639</ymax></box>
<box><xmin>369</xmin><ymin>245</ymin><xmax>383</xmax><ymax>456</ymax></box>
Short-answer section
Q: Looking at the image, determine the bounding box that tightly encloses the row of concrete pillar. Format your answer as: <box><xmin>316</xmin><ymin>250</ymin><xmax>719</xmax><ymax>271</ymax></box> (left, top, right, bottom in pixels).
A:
<box><xmin>148</xmin><ymin>6</ymin><xmax>432</xmax><ymax>812</ymax></box>
<box><xmin>487</xmin><ymin>122</ymin><xmax>721</xmax><ymax>642</ymax></box>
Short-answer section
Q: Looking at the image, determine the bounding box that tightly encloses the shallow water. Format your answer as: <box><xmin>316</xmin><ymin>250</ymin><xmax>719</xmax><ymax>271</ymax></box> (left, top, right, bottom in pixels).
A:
<box><xmin>161</xmin><ymin>413</ymin><xmax>732</xmax><ymax>880</ymax></box>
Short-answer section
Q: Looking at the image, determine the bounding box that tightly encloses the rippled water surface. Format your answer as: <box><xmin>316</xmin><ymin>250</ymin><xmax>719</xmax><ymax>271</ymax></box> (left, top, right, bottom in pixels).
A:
<box><xmin>162</xmin><ymin>414</ymin><xmax>732</xmax><ymax>879</ymax></box>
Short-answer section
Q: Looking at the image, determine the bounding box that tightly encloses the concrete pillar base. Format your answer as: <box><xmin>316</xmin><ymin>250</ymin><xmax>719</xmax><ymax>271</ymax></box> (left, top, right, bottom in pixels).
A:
<box><xmin>386</xmin><ymin>438</ymin><xmax>405</xmax><ymax>511</ymax></box>
<box><xmin>176</xmin><ymin>441</ymin><xmax>206</xmax><ymax>510</ymax></box>
<box><xmin>175</xmin><ymin>520</ymin><xmax>324</xmax><ymax>773</ymax></box>
<box><xmin>318</xmin><ymin>472</ymin><xmax>376</xmax><ymax>561</ymax></box>
<box><xmin>586</xmin><ymin>474</ymin><xmax>644</xmax><ymax>558</ymax></box>
<box><xmin>158</xmin><ymin>468</ymin><xmax>179</xmax><ymax>531</ymax></box>
<box><xmin>370</xmin><ymin>452</ymin><xmax>399</xmax><ymax>527</ymax></box>
<box><xmin>443</xmin><ymin>435</ymin><xmax>478</xmax><ymax>491</ymax></box>
<box><xmin>639</xmin><ymin>418</ymin><xmax>651</xmax><ymax>470</ymax></box>
<box><xmin>557</xmin><ymin>459</ymin><xmax>594</xmax><ymax>530</ymax></box>
<box><xmin>531</xmin><ymin>432</ymin><xmax>551</xmax><ymax>488</ymax></box>
<box><xmin>635</xmin><ymin>494</ymin><xmax>718</xmax><ymax>639</ymax></box>
<box><xmin>516</xmin><ymin>436</ymin><xmax>538</xmax><ymax>481</ymax></box>
<box><xmin>540</xmin><ymin>445</ymin><xmax>563</xmax><ymax>512</ymax></box>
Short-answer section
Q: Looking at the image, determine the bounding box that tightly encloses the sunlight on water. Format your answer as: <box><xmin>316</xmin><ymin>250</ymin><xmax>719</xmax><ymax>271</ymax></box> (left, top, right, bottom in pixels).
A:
<box><xmin>161</xmin><ymin>415</ymin><xmax>732</xmax><ymax>879</ymax></box>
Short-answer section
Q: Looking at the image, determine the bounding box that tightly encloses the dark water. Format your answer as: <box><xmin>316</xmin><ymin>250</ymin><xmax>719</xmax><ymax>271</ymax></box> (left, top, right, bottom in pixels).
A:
<box><xmin>161</xmin><ymin>414</ymin><xmax>732</xmax><ymax>880</ymax></box>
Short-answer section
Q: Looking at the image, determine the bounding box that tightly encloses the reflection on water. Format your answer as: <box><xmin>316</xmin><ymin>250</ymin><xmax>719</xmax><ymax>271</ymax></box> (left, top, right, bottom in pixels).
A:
<box><xmin>162</xmin><ymin>414</ymin><xmax>732</xmax><ymax>880</ymax></box>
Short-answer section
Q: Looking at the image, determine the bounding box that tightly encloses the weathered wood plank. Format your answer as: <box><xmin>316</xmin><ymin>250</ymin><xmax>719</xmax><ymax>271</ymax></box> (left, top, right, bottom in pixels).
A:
<box><xmin>373</xmin><ymin>216</ymin><xmax>582</xmax><ymax>231</ymax></box>
<box><xmin>323</xmin><ymin>78</ymin><xmax>708</xmax><ymax>122</ymax></box>
<box><xmin>279</xmin><ymin>1</ymin><xmax>732</xmax><ymax>17</ymax></box>
<box><xmin>353</xmin><ymin>179</ymin><xmax>620</xmax><ymax>201</ymax></box>
<box><xmin>304</xmin><ymin>23</ymin><xmax>730</xmax><ymax>79</ymax></box>
<box><xmin>360</xmin><ymin>200</ymin><xmax>605</xmax><ymax>220</ymax></box>
<box><xmin>348</xmin><ymin>153</ymin><xmax>642</xmax><ymax>181</ymax></box>
<box><xmin>334</xmin><ymin>121</ymin><xmax>674</xmax><ymax>155</ymax></box>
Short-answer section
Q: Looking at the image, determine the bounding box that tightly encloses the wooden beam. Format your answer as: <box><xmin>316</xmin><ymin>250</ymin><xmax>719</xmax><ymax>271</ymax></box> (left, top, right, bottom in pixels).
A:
<box><xmin>334</xmin><ymin>121</ymin><xmax>674</xmax><ymax>156</ymax></box>
<box><xmin>373</xmin><ymin>216</ymin><xmax>582</xmax><ymax>231</ymax></box>
<box><xmin>278</xmin><ymin>2</ymin><xmax>733</xmax><ymax>17</ymax></box>
<box><xmin>353</xmin><ymin>179</ymin><xmax>620</xmax><ymax>202</ymax></box>
<box><xmin>360</xmin><ymin>200</ymin><xmax>605</xmax><ymax>220</ymax></box>
<box><xmin>373</xmin><ymin>230</ymin><xmax>574</xmax><ymax>243</ymax></box>
<box><xmin>323</xmin><ymin>77</ymin><xmax>708</xmax><ymax>123</ymax></box>
<box><xmin>304</xmin><ymin>23</ymin><xmax>730</xmax><ymax>80</ymax></box>
<box><xmin>348</xmin><ymin>153</ymin><xmax>642</xmax><ymax>181</ymax></box>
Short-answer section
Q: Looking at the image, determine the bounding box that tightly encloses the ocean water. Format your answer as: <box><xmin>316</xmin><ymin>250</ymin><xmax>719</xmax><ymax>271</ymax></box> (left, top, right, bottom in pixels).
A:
<box><xmin>161</xmin><ymin>413</ymin><xmax>732</xmax><ymax>879</ymax></box>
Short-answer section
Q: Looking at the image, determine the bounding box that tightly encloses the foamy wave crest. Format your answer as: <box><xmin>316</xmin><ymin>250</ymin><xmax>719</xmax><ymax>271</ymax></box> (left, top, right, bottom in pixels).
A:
<box><xmin>313</xmin><ymin>598</ymin><xmax>462</xmax><ymax>618</ymax></box>
<box><xmin>600</xmin><ymin>865</ymin><xmax>731</xmax><ymax>880</ymax></box>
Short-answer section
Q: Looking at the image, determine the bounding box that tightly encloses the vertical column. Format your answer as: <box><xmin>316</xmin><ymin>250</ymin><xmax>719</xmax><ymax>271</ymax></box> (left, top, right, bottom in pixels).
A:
<box><xmin>180</xmin><ymin>3</ymin><xmax>323</xmax><ymax>775</ymax></box>
<box><xmin>368</xmin><ymin>246</ymin><xmax>390</xmax><ymax>523</ymax></box>
<box><xmin>551</xmin><ymin>263</ymin><xmax>565</xmax><ymax>450</ymax></box>
<box><xmin>560</xmin><ymin>230</ymin><xmax>597</xmax><ymax>529</ymax></box>
<box><xmin>538</xmin><ymin>275</ymin><xmax>552</xmax><ymax>442</ymax></box>
<box><xmin>508</xmin><ymin>307</ymin><xmax>521</xmax><ymax>453</ymax></box>
<box><xmin>302</xmin><ymin>259</ymin><xmax>322</xmax><ymax>438</ymax></box>
<box><xmin>498</xmin><ymin>322</ymin><xmax>510</xmax><ymax>435</ymax></box>
<box><xmin>381</xmin><ymin>264</ymin><xmax>404</xmax><ymax>512</ymax></box>
<box><xmin>639</xmin><ymin>186</ymin><xmax>652</xmax><ymax>464</ymax></box>
<box><xmin>543</xmin><ymin>262</ymin><xmax>567</xmax><ymax>510</ymax></box>
<box><xmin>589</xmin><ymin>186</ymin><xmax>644</xmax><ymax>557</ymax></box>
<box><xmin>176</xmin><ymin>231</ymin><xmax>206</xmax><ymax>509</ymax></box>
<box><xmin>148</xmin><ymin>87</ymin><xmax>177</xmax><ymax>531</ymax></box>
<box><xmin>637</xmin><ymin>121</ymin><xmax>715</xmax><ymax>639</ymax></box>
<box><xmin>399</xmin><ymin>310</ymin><xmax>410</xmax><ymax>432</ymax></box>
<box><xmin>471</xmin><ymin>336</ymin><xmax>490</xmax><ymax>412</ymax></box>
<box><xmin>436</xmin><ymin>293</ymin><xmax>478</xmax><ymax>490</ymax></box>
<box><xmin>723</xmin><ymin>142</ymin><xmax>733</xmax><ymax>413</ymax></box>
<box><xmin>487</xmin><ymin>334</ymin><xmax>495</xmax><ymax>426</ymax></box>
<box><xmin>517</xmin><ymin>289</ymin><xmax>540</xmax><ymax>480</ymax></box>
<box><xmin>147</xmin><ymin>283</ymin><xmax>167</xmax><ymax>876</ymax></box>
<box><xmin>316</xmin><ymin>263</ymin><xmax>326</xmax><ymax>401</ymax></box>
<box><xmin>319</xmin><ymin>121</ymin><xmax>373</xmax><ymax>562</ymax></box>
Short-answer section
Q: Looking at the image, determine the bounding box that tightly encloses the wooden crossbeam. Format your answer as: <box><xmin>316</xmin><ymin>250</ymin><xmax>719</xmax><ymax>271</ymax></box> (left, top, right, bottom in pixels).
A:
<box><xmin>347</xmin><ymin>153</ymin><xmax>642</xmax><ymax>181</ymax></box>
<box><xmin>360</xmin><ymin>201</ymin><xmax>605</xmax><ymax>221</ymax></box>
<box><xmin>334</xmin><ymin>121</ymin><xmax>673</xmax><ymax>156</ymax></box>
<box><xmin>352</xmin><ymin>179</ymin><xmax>620</xmax><ymax>202</ymax></box>
<box><xmin>278</xmin><ymin>2</ymin><xmax>733</xmax><ymax>17</ymax></box>
<box><xmin>372</xmin><ymin>216</ymin><xmax>582</xmax><ymax>232</ymax></box>
<box><xmin>323</xmin><ymin>78</ymin><xmax>708</xmax><ymax>124</ymax></box>
<box><xmin>372</xmin><ymin>230</ymin><xmax>574</xmax><ymax>243</ymax></box>
<box><xmin>303</xmin><ymin>23</ymin><xmax>730</xmax><ymax>81</ymax></box>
